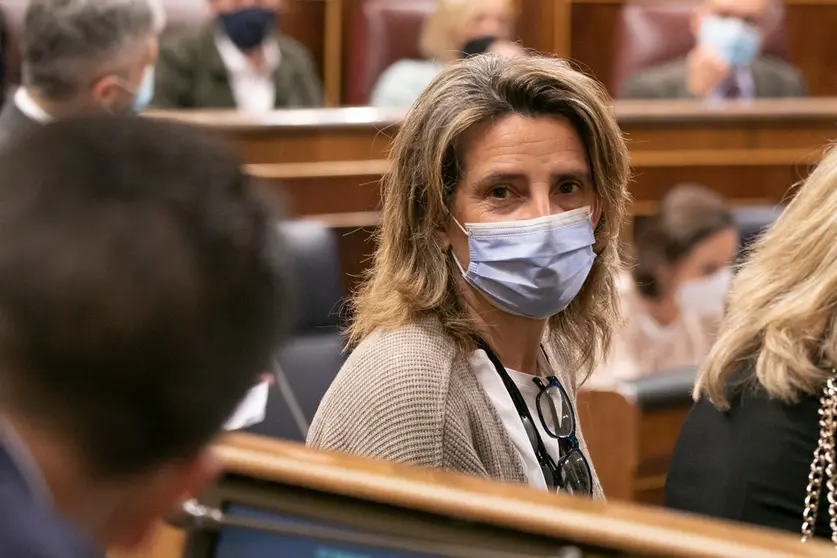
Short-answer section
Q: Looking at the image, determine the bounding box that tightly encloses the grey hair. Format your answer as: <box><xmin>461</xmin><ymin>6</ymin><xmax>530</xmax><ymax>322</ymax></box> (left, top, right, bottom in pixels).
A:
<box><xmin>22</xmin><ymin>0</ymin><xmax>165</xmax><ymax>101</ymax></box>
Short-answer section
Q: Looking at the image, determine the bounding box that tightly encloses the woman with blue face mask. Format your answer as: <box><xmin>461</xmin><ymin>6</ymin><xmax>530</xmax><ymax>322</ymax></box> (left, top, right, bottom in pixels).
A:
<box><xmin>590</xmin><ymin>184</ymin><xmax>738</xmax><ymax>388</ymax></box>
<box><xmin>308</xmin><ymin>54</ymin><xmax>631</xmax><ymax>498</ymax></box>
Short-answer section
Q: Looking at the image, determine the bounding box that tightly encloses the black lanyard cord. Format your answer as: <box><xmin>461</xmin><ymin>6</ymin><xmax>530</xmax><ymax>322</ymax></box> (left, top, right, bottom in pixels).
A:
<box><xmin>475</xmin><ymin>337</ymin><xmax>558</xmax><ymax>485</ymax></box>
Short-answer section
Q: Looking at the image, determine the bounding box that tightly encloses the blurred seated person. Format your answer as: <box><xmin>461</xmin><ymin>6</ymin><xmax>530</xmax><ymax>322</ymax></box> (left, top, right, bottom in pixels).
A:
<box><xmin>588</xmin><ymin>184</ymin><xmax>738</xmax><ymax>388</ymax></box>
<box><xmin>622</xmin><ymin>0</ymin><xmax>805</xmax><ymax>100</ymax></box>
<box><xmin>665</xmin><ymin>148</ymin><xmax>837</xmax><ymax>540</ymax></box>
<box><xmin>461</xmin><ymin>36</ymin><xmax>527</xmax><ymax>59</ymax></box>
<box><xmin>370</xmin><ymin>0</ymin><xmax>515</xmax><ymax>108</ymax></box>
<box><xmin>0</xmin><ymin>0</ymin><xmax>162</xmax><ymax>151</ymax></box>
<box><xmin>153</xmin><ymin>0</ymin><xmax>322</xmax><ymax>111</ymax></box>
<box><xmin>0</xmin><ymin>117</ymin><xmax>286</xmax><ymax>556</ymax></box>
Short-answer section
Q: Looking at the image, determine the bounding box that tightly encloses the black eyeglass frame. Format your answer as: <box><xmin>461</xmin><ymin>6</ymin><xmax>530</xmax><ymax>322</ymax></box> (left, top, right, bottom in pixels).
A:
<box><xmin>533</xmin><ymin>375</ymin><xmax>594</xmax><ymax>495</ymax></box>
<box><xmin>475</xmin><ymin>338</ymin><xmax>592</xmax><ymax>497</ymax></box>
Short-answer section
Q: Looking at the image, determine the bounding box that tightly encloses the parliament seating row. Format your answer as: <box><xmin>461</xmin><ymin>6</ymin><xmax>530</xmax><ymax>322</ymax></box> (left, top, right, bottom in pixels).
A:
<box><xmin>2</xmin><ymin>0</ymin><xmax>834</xmax><ymax>106</ymax></box>
<box><xmin>152</xmin><ymin>100</ymin><xmax>830</xmax><ymax>228</ymax></box>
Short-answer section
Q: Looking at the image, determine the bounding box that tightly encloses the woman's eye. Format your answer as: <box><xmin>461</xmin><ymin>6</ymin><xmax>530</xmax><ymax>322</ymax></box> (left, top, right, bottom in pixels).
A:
<box><xmin>488</xmin><ymin>186</ymin><xmax>511</xmax><ymax>199</ymax></box>
<box><xmin>557</xmin><ymin>181</ymin><xmax>582</xmax><ymax>195</ymax></box>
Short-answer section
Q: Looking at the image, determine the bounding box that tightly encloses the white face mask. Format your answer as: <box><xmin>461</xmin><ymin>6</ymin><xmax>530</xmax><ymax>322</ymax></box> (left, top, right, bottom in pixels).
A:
<box><xmin>675</xmin><ymin>266</ymin><xmax>734</xmax><ymax>318</ymax></box>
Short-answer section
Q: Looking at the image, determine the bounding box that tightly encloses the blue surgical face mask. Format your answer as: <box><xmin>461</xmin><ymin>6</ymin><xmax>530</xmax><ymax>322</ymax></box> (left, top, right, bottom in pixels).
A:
<box><xmin>451</xmin><ymin>207</ymin><xmax>597</xmax><ymax>320</ymax></box>
<box><xmin>219</xmin><ymin>7</ymin><xmax>278</xmax><ymax>51</ymax></box>
<box><xmin>698</xmin><ymin>14</ymin><xmax>761</xmax><ymax>67</ymax></box>
<box><xmin>112</xmin><ymin>65</ymin><xmax>155</xmax><ymax>115</ymax></box>
<box><xmin>676</xmin><ymin>266</ymin><xmax>733</xmax><ymax>318</ymax></box>
<box><xmin>133</xmin><ymin>65</ymin><xmax>155</xmax><ymax>112</ymax></box>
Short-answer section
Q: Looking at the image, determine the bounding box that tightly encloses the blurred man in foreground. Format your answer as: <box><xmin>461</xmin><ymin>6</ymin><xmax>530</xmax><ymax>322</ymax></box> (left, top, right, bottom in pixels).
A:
<box><xmin>0</xmin><ymin>0</ymin><xmax>163</xmax><ymax>150</ymax></box>
<box><xmin>0</xmin><ymin>116</ymin><xmax>287</xmax><ymax>557</ymax></box>
<box><xmin>622</xmin><ymin>0</ymin><xmax>805</xmax><ymax>99</ymax></box>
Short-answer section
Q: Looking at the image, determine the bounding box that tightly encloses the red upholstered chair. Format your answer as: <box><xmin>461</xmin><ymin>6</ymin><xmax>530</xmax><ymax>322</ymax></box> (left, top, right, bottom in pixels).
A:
<box><xmin>612</xmin><ymin>1</ymin><xmax>789</xmax><ymax>97</ymax></box>
<box><xmin>0</xmin><ymin>0</ymin><xmax>210</xmax><ymax>92</ymax></box>
<box><xmin>343</xmin><ymin>0</ymin><xmax>436</xmax><ymax>106</ymax></box>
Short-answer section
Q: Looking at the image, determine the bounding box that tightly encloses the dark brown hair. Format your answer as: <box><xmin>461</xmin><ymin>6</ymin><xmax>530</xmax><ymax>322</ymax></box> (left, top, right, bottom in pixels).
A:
<box><xmin>632</xmin><ymin>183</ymin><xmax>735</xmax><ymax>298</ymax></box>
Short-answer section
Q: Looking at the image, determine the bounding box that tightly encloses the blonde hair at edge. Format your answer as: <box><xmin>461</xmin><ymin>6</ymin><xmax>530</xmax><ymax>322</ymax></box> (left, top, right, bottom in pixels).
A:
<box><xmin>695</xmin><ymin>145</ymin><xmax>837</xmax><ymax>409</ymax></box>
<box><xmin>419</xmin><ymin>0</ymin><xmax>515</xmax><ymax>62</ymax></box>
<box><xmin>346</xmin><ymin>54</ymin><xmax>632</xmax><ymax>380</ymax></box>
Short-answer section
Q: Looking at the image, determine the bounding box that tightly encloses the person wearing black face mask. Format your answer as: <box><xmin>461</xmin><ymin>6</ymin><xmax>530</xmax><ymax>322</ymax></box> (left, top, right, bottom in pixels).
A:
<box><xmin>153</xmin><ymin>0</ymin><xmax>322</xmax><ymax>111</ymax></box>
<box><xmin>460</xmin><ymin>36</ymin><xmax>526</xmax><ymax>59</ymax></box>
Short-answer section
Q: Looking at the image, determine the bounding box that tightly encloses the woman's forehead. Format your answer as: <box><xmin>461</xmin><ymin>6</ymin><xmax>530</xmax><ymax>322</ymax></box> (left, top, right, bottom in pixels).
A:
<box><xmin>457</xmin><ymin>114</ymin><xmax>589</xmax><ymax>181</ymax></box>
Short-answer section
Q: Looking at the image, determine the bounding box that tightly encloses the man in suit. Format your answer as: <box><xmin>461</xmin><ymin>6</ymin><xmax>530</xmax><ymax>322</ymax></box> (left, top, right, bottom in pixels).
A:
<box><xmin>152</xmin><ymin>0</ymin><xmax>322</xmax><ymax>111</ymax></box>
<box><xmin>0</xmin><ymin>0</ymin><xmax>162</xmax><ymax>152</ymax></box>
<box><xmin>0</xmin><ymin>116</ymin><xmax>288</xmax><ymax>557</ymax></box>
<box><xmin>622</xmin><ymin>0</ymin><xmax>805</xmax><ymax>99</ymax></box>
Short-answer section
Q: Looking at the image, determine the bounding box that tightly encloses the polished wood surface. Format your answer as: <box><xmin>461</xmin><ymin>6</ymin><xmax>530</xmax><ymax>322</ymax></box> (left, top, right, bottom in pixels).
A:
<box><xmin>281</xmin><ymin>0</ymin><xmax>326</xmax><ymax>81</ymax></box>
<box><xmin>156</xmin><ymin>100</ymin><xmax>833</xmax><ymax>211</ymax></box>
<box><xmin>108</xmin><ymin>525</ymin><xmax>184</xmax><ymax>558</ymax></box>
<box><xmin>578</xmin><ymin>389</ymin><xmax>691</xmax><ymax>504</ymax></box>
<box><xmin>148</xmin><ymin>106</ymin><xmax>402</xmax><ymax>164</ymax></box>
<box><xmin>199</xmin><ymin>433</ymin><xmax>829</xmax><ymax>557</ymax></box>
<box><xmin>154</xmin><ymin>99</ymin><xmax>834</xmax><ymax>165</ymax></box>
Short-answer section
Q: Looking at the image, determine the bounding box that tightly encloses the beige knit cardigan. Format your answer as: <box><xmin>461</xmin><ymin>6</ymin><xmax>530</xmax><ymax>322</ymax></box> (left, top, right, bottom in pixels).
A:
<box><xmin>307</xmin><ymin>315</ymin><xmax>605</xmax><ymax>499</ymax></box>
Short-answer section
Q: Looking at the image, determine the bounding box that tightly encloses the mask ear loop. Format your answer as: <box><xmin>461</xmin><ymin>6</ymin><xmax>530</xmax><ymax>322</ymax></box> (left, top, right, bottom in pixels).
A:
<box><xmin>449</xmin><ymin>215</ymin><xmax>471</xmax><ymax>276</ymax></box>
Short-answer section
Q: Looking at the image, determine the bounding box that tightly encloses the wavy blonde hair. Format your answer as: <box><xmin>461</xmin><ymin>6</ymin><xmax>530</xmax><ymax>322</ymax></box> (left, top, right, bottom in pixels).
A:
<box><xmin>695</xmin><ymin>145</ymin><xmax>837</xmax><ymax>409</ymax></box>
<box><xmin>346</xmin><ymin>54</ymin><xmax>632</xmax><ymax>380</ymax></box>
<box><xmin>419</xmin><ymin>0</ymin><xmax>515</xmax><ymax>62</ymax></box>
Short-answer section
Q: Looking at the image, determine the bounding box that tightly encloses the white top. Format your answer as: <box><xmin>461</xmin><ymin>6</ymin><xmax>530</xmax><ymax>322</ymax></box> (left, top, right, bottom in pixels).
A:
<box><xmin>215</xmin><ymin>33</ymin><xmax>281</xmax><ymax>114</ymax></box>
<box><xmin>14</xmin><ymin>88</ymin><xmax>53</xmax><ymax>124</ymax></box>
<box><xmin>369</xmin><ymin>59</ymin><xmax>445</xmax><ymax>108</ymax></box>
<box><xmin>471</xmin><ymin>349</ymin><xmax>565</xmax><ymax>491</ymax></box>
<box><xmin>224</xmin><ymin>380</ymin><xmax>270</xmax><ymax>431</ymax></box>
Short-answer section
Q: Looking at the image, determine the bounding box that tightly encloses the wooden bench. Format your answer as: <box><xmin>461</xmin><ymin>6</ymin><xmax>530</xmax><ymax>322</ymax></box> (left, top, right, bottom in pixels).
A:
<box><xmin>151</xmin><ymin>100</ymin><xmax>836</xmax><ymax>221</ymax></box>
<box><xmin>112</xmin><ymin>433</ymin><xmax>830</xmax><ymax>558</ymax></box>
<box><xmin>579</xmin><ymin>367</ymin><xmax>697</xmax><ymax>505</ymax></box>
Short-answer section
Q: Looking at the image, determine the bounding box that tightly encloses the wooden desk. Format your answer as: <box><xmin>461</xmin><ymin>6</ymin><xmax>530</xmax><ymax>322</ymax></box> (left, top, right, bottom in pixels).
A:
<box><xmin>148</xmin><ymin>107</ymin><xmax>404</xmax><ymax>164</ymax></box>
<box><xmin>155</xmin><ymin>99</ymin><xmax>834</xmax><ymax>217</ymax></box>
<box><xmin>127</xmin><ymin>433</ymin><xmax>830</xmax><ymax>558</ymax></box>
<box><xmin>578</xmin><ymin>369</ymin><xmax>697</xmax><ymax>505</ymax></box>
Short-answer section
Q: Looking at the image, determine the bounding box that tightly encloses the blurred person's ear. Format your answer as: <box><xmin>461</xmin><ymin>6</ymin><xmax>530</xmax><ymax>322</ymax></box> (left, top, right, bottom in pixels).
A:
<box><xmin>108</xmin><ymin>449</ymin><xmax>220</xmax><ymax>550</ymax></box>
<box><xmin>90</xmin><ymin>75</ymin><xmax>129</xmax><ymax>113</ymax></box>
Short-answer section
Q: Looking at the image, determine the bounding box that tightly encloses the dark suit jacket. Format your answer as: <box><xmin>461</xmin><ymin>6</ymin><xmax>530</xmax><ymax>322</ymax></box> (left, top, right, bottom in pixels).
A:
<box><xmin>0</xmin><ymin>96</ymin><xmax>42</xmax><ymax>153</ymax></box>
<box><xmin>153</xmin><ymin>24</ymin><xmax>323</xmax><ymax>109</ymax></box>
<box><xmin>621</xmin><ymin>56</ymin><xmax>807</xmax><ymax>99</ymax></box>
<box><xmin>0</xmin><ymin>438</ymin><xmax>100</xmax><ymax>558</ymax></box>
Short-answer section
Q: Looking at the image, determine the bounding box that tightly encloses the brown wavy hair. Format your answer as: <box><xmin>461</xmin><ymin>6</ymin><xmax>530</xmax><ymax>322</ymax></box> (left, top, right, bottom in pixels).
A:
<box><xmin>347</xmin><ymin>54</ymin><xmax>632</xmax><ymax>379</ymax></box>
